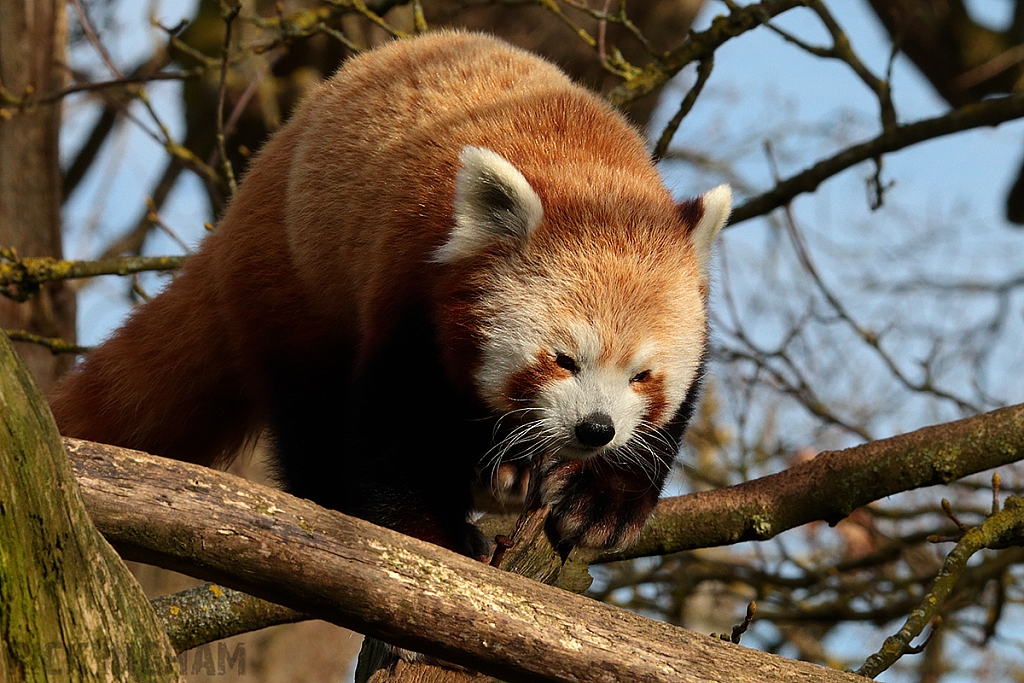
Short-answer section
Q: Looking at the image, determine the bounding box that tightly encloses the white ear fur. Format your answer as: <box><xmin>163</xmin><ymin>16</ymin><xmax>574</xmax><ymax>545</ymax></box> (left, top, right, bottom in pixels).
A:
<box><xmin>690</xmin><ymin>184</ymin><xmax>731</xmax><ymax>273</ymax></box>
<box><xmin>435</xmin><ymin>146</ymin><xmax>544</xmax><ymax>263</ymax></box>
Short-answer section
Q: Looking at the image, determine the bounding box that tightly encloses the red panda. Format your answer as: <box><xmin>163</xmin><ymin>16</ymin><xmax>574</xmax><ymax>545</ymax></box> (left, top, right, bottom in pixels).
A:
<box><xmin>49</xmin><ymin>31</ymin><xmax>731</xmax><ymax>557</ymax></box>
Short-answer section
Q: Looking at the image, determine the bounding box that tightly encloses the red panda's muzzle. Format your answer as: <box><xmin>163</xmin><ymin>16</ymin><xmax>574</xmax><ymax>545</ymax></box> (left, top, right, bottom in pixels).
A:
<box><xmin>574</xmin><ymin>411</ymin><xmax>615</xmax><ymax>448</ymax></box>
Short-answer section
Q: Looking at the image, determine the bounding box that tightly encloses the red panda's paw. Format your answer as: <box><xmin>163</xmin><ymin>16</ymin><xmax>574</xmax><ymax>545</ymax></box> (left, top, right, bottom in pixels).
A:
<box><xmin>461</xmin><ymin>522</ymin><xmax>497</xmax><ymax>563</ymax></box>
<box><xmin>539</xmin><ymin>460</ymin><xmax>659</xmax><ymax>552</ymax></box>
<box><xmin>472</xmin><ymin>460</ymin><xmax>531</xmax><ymax>514</ymax></box>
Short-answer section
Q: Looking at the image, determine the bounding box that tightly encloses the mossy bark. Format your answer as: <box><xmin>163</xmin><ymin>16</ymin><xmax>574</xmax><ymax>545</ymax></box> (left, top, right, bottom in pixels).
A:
<box><xmin>0</xmin><ymin>331</ymin><xmax>181</xmax><ymax>682</ymax></box>
<box><xmin>604</xmin><ymin>401</ymin><xmax>1024</xmax><ymax>563</ymax></box>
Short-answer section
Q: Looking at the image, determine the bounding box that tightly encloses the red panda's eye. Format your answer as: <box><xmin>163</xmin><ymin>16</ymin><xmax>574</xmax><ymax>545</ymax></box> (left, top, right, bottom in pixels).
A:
<box><xmin>630</xmin><ymin>369</ymin><xmax>651</xmax><ymax>384</ymax></box>
<box><xmin>555</xmin><ymin>353</ymin><xmax>579</xmax><ymax>374</ymax></box>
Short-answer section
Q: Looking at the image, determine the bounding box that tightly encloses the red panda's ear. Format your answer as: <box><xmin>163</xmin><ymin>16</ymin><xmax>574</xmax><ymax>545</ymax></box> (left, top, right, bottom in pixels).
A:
<box><xmin>435</xmin><ymin>146</ymin><xmax>544</xmax><ymax>263</ymax></box>
<box><xmin>679</xmin><ymin>184</ymin><xmax>731</xmax><ymax>275</ymax></box>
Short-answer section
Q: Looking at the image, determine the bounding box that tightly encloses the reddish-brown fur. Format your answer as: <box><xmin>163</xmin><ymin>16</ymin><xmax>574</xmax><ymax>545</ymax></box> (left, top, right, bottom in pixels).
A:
<box><xmin>51</xmin><ymin>122</ymin><xmax>322</xmax><ymax>465</ymax></box>
<box><xmin>50</xmin><ymin>32</ymin><xmax>721</xmax><ymax>554</ymax></box>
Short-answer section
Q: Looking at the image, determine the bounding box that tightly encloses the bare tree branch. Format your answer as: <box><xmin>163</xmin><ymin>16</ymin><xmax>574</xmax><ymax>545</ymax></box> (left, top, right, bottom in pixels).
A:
<box><xmin>151</xmin><ymin>583</ymin><xmax>305</xmax><ymax>654</ymax></box>
<box><xmin>66</xmin><ymin>437</ymin><xmax>868</xmax><ymax>683</ymax></box>
<box><xmin>0</xmin><ymin>249</ymin><xmax>183</xmax><ymax>301</ymax></box>
<box><xmin>603</xmin><ymin>402</ymin><xmax>1024</xmax><ymax>562</ymax></box>
<box><xmin>857</xmin><ymin>495</ymin><xmax>1024</xmax><ymax>677</ymax></box>
<box><xmin>730</xmin><ymin>93</ymin><xmax>1024</xmax><ymax>225</ymax></box>
<box><xmin>608</xmin><ymin>0</ymin><xmax>803</xmax><ymax>106</ymax></box>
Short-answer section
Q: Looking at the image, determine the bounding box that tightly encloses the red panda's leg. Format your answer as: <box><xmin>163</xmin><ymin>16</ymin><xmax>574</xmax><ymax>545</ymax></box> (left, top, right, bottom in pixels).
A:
<box><xmin>48</xmin><ymin>250</ymin><xmax>256</xmax><ymax>466</ymax></box>
<box><xmin>264</xmin><ymin>312</ymin><xmax>494</xmax><ymax>559</ymax></box>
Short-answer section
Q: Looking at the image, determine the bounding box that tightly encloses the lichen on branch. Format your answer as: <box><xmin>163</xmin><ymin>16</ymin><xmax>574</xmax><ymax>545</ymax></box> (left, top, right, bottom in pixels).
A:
<box><xmin>0</xmin><ymin>247</ymin><xmax>184</xmax><ymax>301</ymax></box>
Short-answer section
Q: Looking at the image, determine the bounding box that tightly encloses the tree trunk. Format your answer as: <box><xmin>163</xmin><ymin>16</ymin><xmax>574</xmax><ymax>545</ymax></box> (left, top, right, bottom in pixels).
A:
<box><xmin>0</xmin><ymin>0</ymin><xmax>77</xmax><ymax>391</ymax></box>
<box><xmin>0</xmin><ymin>331</ymin><xmax>181</xmax><ymax>681</ymax></box>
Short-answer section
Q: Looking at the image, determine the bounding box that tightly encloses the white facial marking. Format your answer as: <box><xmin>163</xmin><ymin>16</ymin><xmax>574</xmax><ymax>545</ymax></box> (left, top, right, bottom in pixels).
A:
<box><xmin>470</xmin><ymin>227</ymin><xmax>710</xmax><ymax>468</ymax></box>
<box><xmin>540</xmin><ymin>359</ymin><xmax>646</xmax><ymax>456</ymax></box>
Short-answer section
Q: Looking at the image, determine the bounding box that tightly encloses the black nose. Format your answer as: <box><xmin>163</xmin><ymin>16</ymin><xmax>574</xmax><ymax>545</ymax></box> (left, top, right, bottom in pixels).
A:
<box><xmin>575</xmin><ymin>412</ymin><xmax>615</xmax><ymax>448</ymax></box>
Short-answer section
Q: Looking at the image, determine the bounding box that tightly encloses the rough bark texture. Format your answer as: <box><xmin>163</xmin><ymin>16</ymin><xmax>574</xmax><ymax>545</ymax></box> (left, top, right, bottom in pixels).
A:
<box><xmin>150</xmin><ymin>583</ymin><xmax>304</xmax><ymax>654</ymax></box>
<box><xmin>606</xmin><ymin>402</ymin><xmax>1024</xmax><ymax>562</ymax></box>
<box><xmin>66</xmin><ymin>438</ymin><xmax>865</xmax><ymax>683</ymax></box>
<box><xmin>356</xmin><ymin>504</ymin><xmax>593</xmax><ymax>683</ymax></box>
<box><xmin>0</xmin><ymin>332</ymin><xmax>181</xmax><ymax>682</ymax></box>
<box><xmin>0</xmin><ymin>0</ymin><xmax>77</xmax><ymax>390</ymax></box>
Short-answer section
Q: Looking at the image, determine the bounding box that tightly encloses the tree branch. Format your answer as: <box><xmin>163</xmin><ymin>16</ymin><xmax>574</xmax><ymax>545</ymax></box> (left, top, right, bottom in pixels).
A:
<box><xmin>0</xmin><ymin>249</ymin><xmax>183</xmax><ymax>301</ymax></box>
<box><xmin>857</xmin><ymin>495</ymin><xmax>1024</xmax><ymax>677</ymax></box>
<box><xmin>729</xmin><ymin>93</ymin><xmax>1024</xmax><ymax>225</ymax></box>
<box><xmin>0</xmin><ymin>328</ymin><xmax>180</xmax><ymax>680</ymax></box>
<box><xmin>66</xmin><ymin>437</ymin><xmax>866</xmax><ymax>683</ymax></box>
<box><xmin>151</xmin><ymin>583</ymin><xmax>304</xmax><ymax>654</ymax></box>
<box><xmin>3</xmin><ymin>328</ymin><xmax>89</xmax><ymax>354</ymax></box>
<box><xmin>607</xmin><ymin>0</ymin><xmax>803</xmax><ymax>107</ymax></box>
<box><xmin>603</xmin><ymin>402</ymin><xmax>1024</xmax><ymax>562</ymax></box>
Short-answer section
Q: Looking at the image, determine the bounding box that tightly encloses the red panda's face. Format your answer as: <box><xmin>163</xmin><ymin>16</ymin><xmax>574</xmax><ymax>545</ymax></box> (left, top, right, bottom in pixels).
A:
<box><xmin>470</xmin><ymin>267</ymin><xmax>708</xmax><ymax>471</ymax></box>
<box><xmin>437</xmin><ymin>146</ymin><xmax>730</xmax><ymax>472</ymax></box>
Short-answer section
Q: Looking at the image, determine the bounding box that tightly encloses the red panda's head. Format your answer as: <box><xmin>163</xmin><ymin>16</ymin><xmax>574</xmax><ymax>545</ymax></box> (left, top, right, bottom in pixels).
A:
<box><xmin>435</xmin><ymin>146</ymin><xmax>731</xmax><ymax>480</ymax></box>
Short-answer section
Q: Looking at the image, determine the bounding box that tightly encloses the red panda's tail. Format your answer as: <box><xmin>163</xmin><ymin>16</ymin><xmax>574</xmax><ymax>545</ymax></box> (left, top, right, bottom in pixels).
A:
<box><xmin>48</xmin><ymin>248</ymin><xmax>258</xmax><ymax>467</ymax></box>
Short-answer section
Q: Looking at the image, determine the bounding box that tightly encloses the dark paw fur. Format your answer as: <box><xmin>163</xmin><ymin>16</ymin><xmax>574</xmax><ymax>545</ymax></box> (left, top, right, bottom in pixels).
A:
<box><xmin>461</xmin><ymin>522</ymin><xmax>496</xmax><ymax>562</ymax></box>
<box><xmin>538</xmin><ymin>458</ymin><xmax>662</xmax><ymax>552</ymax></box>
<box><xmin>472</xmin><ymin>460</ymin><xmax>531</xmax><ymax>514</ymax></box>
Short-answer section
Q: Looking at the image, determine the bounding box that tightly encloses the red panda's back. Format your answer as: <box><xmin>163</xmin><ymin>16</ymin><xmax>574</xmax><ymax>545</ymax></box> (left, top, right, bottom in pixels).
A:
<box><xmin>281</xmin><ymin>32</ymin><xmax>659</xmax><ymax>348</ymax></box>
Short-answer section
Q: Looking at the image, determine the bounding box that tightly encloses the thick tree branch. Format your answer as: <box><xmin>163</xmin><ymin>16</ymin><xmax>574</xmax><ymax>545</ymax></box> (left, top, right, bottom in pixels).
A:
<box><xmin>0</xmin><ymin>331</ymin><xmax>180</xmax><ymax>680</ymax></box>
<box><xmin>66</xmin><ymin>438</ymin><xmax>865</xmax><ymax>683</ymax></box>
<box><xmin>605</xmin><ymin>402</ymin><xmax>1024</xmax><ymax>562</ymax></box>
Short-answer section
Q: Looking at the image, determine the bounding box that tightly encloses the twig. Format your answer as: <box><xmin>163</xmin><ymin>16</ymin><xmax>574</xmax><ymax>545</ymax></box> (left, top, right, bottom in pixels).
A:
<box><xmin>856</xmin><ymin>497</ymin><xmax>1024</xmax><ymax>678</ymax></box>
<box><xmin>608</xmin><ymin>0</ymin><xmax>803</xmax><ymax>106</ymax></box>
<box><xmin>3</xmin><ymin>330</ymin><xmax>90</xmax><ymax>355</ymax></box>
<box><xmin>32</xmin><ymin>70</ymin><xmax>201</xmax><ymax>106</ymax></box>
<box><xmin>763</xmin><ymin>142</ymin><xmax>979</xmax><ymax>413</ymax></box>
<box><xmin>652</xmin><ymin>57</ymin><xmax>713</xmax><ymax>162</ymax></box>
<box><xmin>941</xmin><ymin>499</ymin><xmax>967</xmax><ymax>532</ymax></box>
<box><xmin>69</xmin><ymin>0</ymin><xmax>126</xmax><ymax>80</ymax></box>
<box><xmin>730</xmin><ymin>93</ymin><xmax>1024</xmax><ymax>225</ymax></box>
<box><xmin>993</xmin><ymin>472</ymin><xmax>1002</xmax><ymax>515</ymax></box>
<box><xmin>144</xmin><ymin>199</ymin><xmax>192</xmax><ymax>253</ymax></box>
<box><xmin>349</xmin><ymin>0</ymin><xmax>408</xmax><ymax>38</ymax></box>
<box><xmin>764</xmin><ymin>0</ymin><xmax>895</xmax><ymax>129</ymax></box>
<box><xmin>216</xmin><ymin>2</ymin><xmax>241</xmax><ymax>196</ymax></box>
<box><xmin>714</xmin><ymin>602</ymin><xmax>756</xmax><ymax>644</ymax></box>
